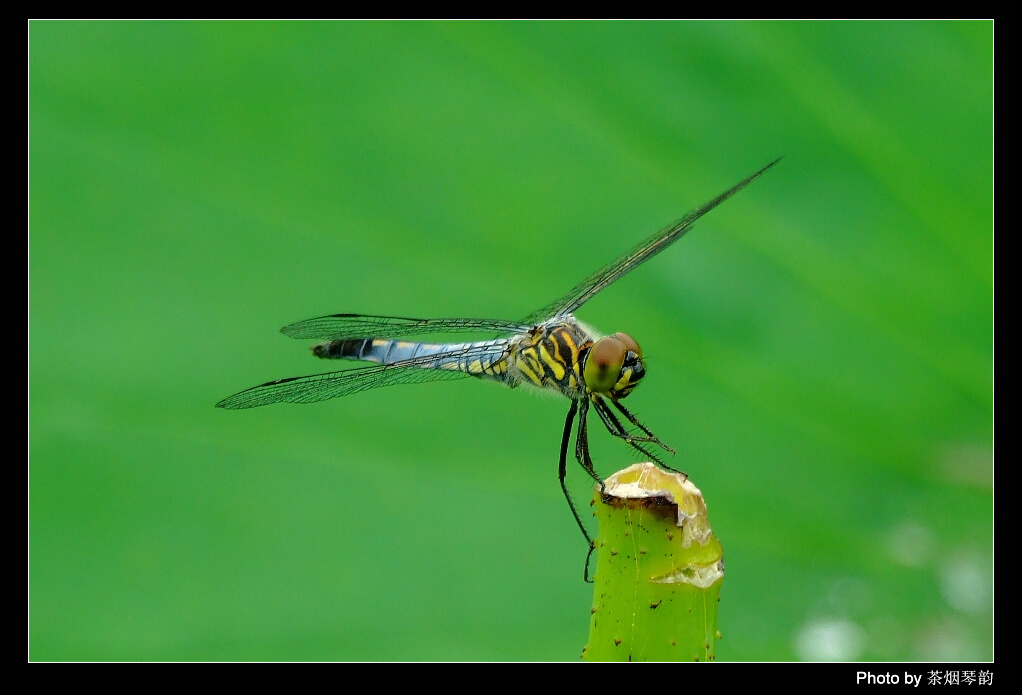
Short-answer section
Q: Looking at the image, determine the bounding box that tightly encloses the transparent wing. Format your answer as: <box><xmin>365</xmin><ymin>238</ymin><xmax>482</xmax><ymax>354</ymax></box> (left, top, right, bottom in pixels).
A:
<box><xmin>216</xmin><ymin>341</ymin><xmax>511</xmax><ymax>410</ymax></box>
<box><xmin>520</xmin><ymin>158</ymin><xmax>780</xmax><ymax>325</ymax></box>
<box><xmin>281</xmin><ymin>314</ymin><xmax>531</xmax><ymax>340</ymax></box>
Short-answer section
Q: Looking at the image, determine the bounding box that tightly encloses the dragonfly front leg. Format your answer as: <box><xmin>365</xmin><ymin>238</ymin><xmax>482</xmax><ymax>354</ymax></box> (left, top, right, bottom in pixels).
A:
<box><xmin>596</xmin><ymin>397</ymin><xmax>687</xmax><ymax>478</ymax></box>
<box><xmin>610</xmin><ymin>399</ymin><xmax>677</xmax><ymax>455</ymax></box>
<box><xmin>592</xmin><ymin>396</ymin><xmax>664</xmax><ymax>465</ymax></box>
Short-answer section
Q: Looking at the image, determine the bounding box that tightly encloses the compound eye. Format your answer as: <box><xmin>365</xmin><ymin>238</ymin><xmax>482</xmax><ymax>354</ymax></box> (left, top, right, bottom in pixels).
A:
<box><xmin>584</xmin><ymin>336</ymin><xmax>627</xmax><ymax>394</ymax></box>
<box><xmin>613</xmin><ymin>332</ymin><xmax>642</xmax><ymax>359</ymax></box>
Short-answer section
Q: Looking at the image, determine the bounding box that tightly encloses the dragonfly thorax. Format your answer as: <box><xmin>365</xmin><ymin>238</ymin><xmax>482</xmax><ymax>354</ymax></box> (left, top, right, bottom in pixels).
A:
<box><xmin>582</xmin><ymin>331</ymin><xmax>645</xmax><ymax>400</ymax></box>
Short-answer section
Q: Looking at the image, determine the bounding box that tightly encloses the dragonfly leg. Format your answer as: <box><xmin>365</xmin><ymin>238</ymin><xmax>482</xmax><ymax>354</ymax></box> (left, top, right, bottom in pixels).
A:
<box><xmin>559</xmin><ymin>399</ymin><xmax>597</xmax><ymax>582</ymax></box>
<box><xmin>574</xmin><ymin>398</ymin><xmax>605</xmax><ymax>488</ymax></box>
<box><xmin>608</xmin><ymin>398</ymin><xmax>677</xmax><ymax>454</ymax></box>
<box><xmin>592</xmin><ymin>396</ymin><xmax>664</xmax><ymax>465</ymax></box>
<box><xmin>606</xmin><ymin>399</ymin><xmax>687</xmax><ymax>478</ymax></box>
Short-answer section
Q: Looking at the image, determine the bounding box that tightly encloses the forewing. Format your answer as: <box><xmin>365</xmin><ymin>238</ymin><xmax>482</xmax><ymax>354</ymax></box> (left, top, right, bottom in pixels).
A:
<box><xmin>520</xmin><ymin>158</ymin><xmax>780</xmax><ymax>325</ymax></box>
<box><xmin>281</xmin><ymin>314</ymin><xmax>530</xmax><ymax>340</ymax></box>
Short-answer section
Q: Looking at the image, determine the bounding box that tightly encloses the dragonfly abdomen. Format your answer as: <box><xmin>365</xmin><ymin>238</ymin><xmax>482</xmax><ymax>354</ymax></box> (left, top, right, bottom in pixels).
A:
<box><xmin>313</xmin><ymin>338</ymin><xmax>412</xmax><ymax>362</ymax></box>
<box><xmin>314</xmin><ymin>338</ymin><xmax>512</xmax><ymax>380</ymax></box>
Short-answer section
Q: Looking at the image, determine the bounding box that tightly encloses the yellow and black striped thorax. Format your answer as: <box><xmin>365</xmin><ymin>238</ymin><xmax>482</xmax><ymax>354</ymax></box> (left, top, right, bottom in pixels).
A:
<box><xmin>508</xmin><ymin>317</ymin><xmax>648</xmax><ymax>401</ymax></box>
<box><xmin>508</xmin><ymin>319</ymin><xmax>590</xmax><ymax>397</ymax></box>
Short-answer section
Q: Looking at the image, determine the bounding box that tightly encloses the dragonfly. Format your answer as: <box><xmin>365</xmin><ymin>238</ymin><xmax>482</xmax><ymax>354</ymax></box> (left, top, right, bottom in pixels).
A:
<box><xmin>217</xmin><ymin>159</ymin><xmax>779</xmax><ymax>578</ymax></box>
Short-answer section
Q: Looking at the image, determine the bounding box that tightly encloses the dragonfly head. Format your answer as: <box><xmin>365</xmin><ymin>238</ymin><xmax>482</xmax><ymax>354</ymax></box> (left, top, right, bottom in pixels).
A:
<box><xmin>583</xmin><ymin>332</ymin><xmax>646</xmax><ymax>400</ymax></box>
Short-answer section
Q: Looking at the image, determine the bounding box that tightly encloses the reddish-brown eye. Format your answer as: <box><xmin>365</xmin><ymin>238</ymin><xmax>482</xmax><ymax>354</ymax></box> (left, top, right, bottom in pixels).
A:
<box><xmin>584</xmin><ymin>336</ymin><xmax>627</xmax><ymax>393</ymax></box>
<box><xmin>613</xmin><ymin>332</ymin><xmax>642</xmax><ymax>359</ymax></box>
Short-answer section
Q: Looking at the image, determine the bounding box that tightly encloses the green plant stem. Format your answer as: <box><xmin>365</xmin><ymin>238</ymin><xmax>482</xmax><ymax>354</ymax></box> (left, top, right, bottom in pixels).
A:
<box><xmin>583</xmin><ymin>463</ymin><xmax>724</xmax><ymax>662</ymax></box>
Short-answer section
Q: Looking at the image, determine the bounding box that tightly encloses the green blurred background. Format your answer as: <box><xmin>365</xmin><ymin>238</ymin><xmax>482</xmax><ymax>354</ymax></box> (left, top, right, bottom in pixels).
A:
<box><xmin>29</xmin><ymin>21</ymin><xmax>992</xmax><ymax>661</ymax></box>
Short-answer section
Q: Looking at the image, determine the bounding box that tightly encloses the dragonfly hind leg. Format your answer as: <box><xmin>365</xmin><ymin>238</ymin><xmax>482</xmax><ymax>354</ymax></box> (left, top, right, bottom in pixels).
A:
<box><xmin>559</xmin><ymin>399</ymin><xmax>599</xmax><ymax>582</ymax></box>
